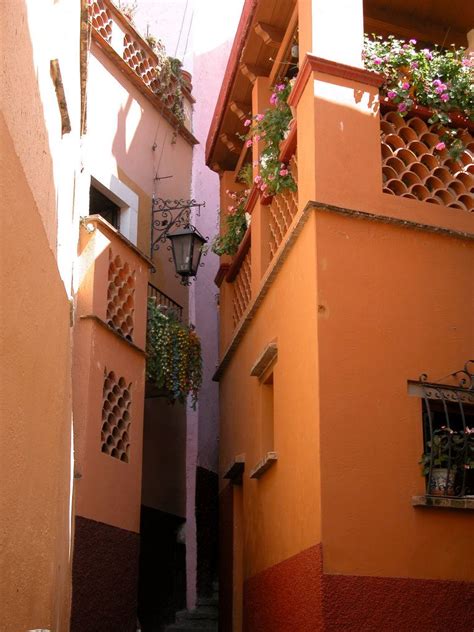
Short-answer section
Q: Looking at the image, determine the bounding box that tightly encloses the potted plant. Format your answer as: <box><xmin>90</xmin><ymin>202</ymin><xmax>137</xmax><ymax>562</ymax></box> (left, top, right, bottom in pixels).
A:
<box><xmin>420</xmin><ymin>427</ymin><xmax>464</xmax><ymax>496</ymax></box>
<box><xmin>363</xmin><ymin>35</ymin><xmax>474</xmax><ymax>158</ymax></box>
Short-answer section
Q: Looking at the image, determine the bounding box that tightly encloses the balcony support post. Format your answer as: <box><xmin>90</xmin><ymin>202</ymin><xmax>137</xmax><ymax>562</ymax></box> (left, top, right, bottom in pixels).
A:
<box><xmin>251</xmin><ymin>76</ymin><xmax>273</xmax><ymax>293</ymax></box>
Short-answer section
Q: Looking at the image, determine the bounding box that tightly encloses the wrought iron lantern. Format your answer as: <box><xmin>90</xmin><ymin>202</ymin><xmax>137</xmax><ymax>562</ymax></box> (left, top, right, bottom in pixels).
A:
<box><xmin>167</xmin><ymin>225</ymin><xmax>207</xmax><ymax>281</ymax></box>
<box><xmin>150</xmin><ymin>196</ymin><xmax>207</xmax><ymax>284</ymax></box>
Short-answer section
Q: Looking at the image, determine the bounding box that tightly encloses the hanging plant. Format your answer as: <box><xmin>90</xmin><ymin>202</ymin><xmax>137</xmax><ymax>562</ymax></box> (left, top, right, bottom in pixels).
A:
<box><xmin>242</xmin><ymin>79</ymin><xmax>297</xmax><ymax>196</ymax></box>
<box><xmin>146</xmin><ymin>300</ymin><xmax>202</xmax><ymax>409</ymax></box>
<box><xmin>363</xmin><ymin>35</ymin><xmax>474</xmax><ymax>158</ymax></box>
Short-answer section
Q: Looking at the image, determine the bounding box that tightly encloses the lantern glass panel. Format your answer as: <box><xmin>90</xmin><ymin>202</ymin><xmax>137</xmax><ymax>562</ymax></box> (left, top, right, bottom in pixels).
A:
<box><xmin>171</xmin><ymin>232</ymin><xmax>194</xmax><ymax>275</ymax></box>
<box><xmin>191</xmin><ymin>233</ymin><xmax>206</xmax><ymax>274</ymax></box>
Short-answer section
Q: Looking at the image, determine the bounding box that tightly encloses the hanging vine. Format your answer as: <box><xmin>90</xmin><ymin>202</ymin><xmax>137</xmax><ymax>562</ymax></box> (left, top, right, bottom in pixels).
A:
<box><xmin>146</xmin><ymin>299</ymin><xmax>202</xmax><ymax>409</ymax></box>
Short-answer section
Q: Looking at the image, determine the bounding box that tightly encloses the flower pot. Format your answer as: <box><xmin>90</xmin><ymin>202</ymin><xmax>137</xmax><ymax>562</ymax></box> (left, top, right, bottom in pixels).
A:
<box><xmin>429</xmin><ymin>468</ymin><xmax>455</xmax><ymax>496</ymax></box>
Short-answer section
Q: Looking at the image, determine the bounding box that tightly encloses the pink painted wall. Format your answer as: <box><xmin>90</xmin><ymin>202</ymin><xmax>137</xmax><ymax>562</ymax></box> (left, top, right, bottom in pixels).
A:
<box><xmin>134</xmin><ymin>0</ymin><xmax>245</xmax><ymax>609</ymax></box>
<box><xmin>85</xmin><ymin>30</ymin><xmax>195</xmax><ymax>528</ymax></box>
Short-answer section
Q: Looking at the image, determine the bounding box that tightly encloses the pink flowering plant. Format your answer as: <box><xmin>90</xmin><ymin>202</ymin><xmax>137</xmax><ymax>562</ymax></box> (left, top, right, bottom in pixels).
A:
<box><xmin>211</xmin><ymin>187</ymin><xmax>250</xmax><ymax>256</ymax></box>
<box><xmin>363</xmin><ymin>35</ymin><xmax>474</xmax><ymax>158</ymax></box>
<box><xmin>242</xmin><ymin>80</ymin><xmax>297</xmax><ymax>196</ymax></box>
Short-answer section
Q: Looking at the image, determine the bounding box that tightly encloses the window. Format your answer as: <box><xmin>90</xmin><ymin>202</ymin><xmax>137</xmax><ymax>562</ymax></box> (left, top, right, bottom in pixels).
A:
<box><xmin>89</xmin><ymin>184</ymin><xmax>121</xmax><ymax>230</ymax></box>
<box><xmin>409</xmin><ymin>361</ymin><xmax>474</xmax><ymax>498</ymax></box>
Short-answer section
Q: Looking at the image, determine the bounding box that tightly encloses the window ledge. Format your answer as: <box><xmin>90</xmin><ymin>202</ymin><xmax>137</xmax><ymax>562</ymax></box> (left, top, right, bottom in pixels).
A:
<box><xmin>250</xmin><ymin>452</ymin><xmax>278</xmax><ymax>479</ymax></box>
<box><xmin>412</xmin><ymin>495</ymin><xmax>474</xmax><ymax>510</ymax></box>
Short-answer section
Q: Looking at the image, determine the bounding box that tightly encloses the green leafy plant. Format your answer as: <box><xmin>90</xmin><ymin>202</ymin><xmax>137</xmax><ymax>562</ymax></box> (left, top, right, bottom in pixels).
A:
<box><xmin>237</xmin><ymin>163</ymin><xmax>253</xmax><ymax>188</ymax></box>
<box><xmin>363</xmin><ymin>35</ymin><xmax>474</xmax><ymax>158</ymax></box>
<box><xmin>243</xmin><ymin>79</ymin><xmax>297</xmax><ymax>196</ymax></box>
<box><xmin>145</xmin><ymin>37</ymin><xmax>186</xmax><ymax>125</ymax></box>
<box><xmin>211</xmin><ymin>188</ymin><xmax>250</xmax><ymax>256</ymax></box>
<box><xmin>419</xmin><ymin>427</ymin><xmax>466</xmax><ymax>476</ymax></box>
<box><xmin>146</xmin><ymin>299</ymin><xmax>202</xmax><ymax>409</ymax></box>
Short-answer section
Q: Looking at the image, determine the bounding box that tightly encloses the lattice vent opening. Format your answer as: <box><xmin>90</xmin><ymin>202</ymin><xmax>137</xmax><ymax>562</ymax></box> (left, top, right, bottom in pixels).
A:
<box><xmin>88</xmin><ymin>0</ymin><xmax>112</xmax><ymax>42</ymax></box>
<box><xmin>101</xmin><ymin>370</ymin><xmax>132</xmax><ymax>463</ymax></box>
<box><xmin>106</xmin><ymin>250</ymin><xmax>136</xmax><ymax>341</ymax></box>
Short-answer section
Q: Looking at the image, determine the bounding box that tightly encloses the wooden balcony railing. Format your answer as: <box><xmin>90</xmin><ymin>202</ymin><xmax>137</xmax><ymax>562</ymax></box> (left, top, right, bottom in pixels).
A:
<box><xmin>381</xmin><ymin>106</ymin><xmax>474</xmax><ymax>211</ymax></box>
<box><xmin>231</xmin><ymin>247</ymin><xmax>252</xmax><ymax>329</ymax></box>
<box><xmin>225</xmin><ymin>228</ymin><xmax>252</xmax><ymax>330</ymax></box>
<box><xmin>268</xmin><ymin>154</ymin><xmax>299</xmax><ymax>259</ymax></box>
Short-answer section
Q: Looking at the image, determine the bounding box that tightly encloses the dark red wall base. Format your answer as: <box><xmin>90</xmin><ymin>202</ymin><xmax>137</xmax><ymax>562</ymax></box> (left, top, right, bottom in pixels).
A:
<box><xmin>243</xmin><ymin>545</ymin><xmax>323</xmax><ymax>632</ymax></box>
<box><xmin>242</xmin><ymin>544</ymin><xmax>474</xmax><ymax>632</ymax></box>
<box><xmin>71</xmin><ymin>516</ymin><xmax>139</xmax><ymax>632</ymax></box>
<box><xmin>323</xmin><ymin>572</ymin><xmax>474</xmax><ymax>632</ymax></box>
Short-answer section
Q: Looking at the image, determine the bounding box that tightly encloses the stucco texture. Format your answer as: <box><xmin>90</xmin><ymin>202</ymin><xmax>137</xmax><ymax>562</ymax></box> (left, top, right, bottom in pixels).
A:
<box><xmin>242</xmin><ymin>543</ymin><xmax>474</xmax><ymax>632</ymax></box>
<box><xmin>0</xmin><ymin>114</ymin><xmax>72</xmax><ymax>631</ymax></box>
<box><xmin>243</xmin><ymin>545</ymin><xmax>323</xmax><ymax>632</ymax></box>
<box><xmin>316</xmin><ymin>212</ymin><xmax>474</xmax><ymax>582</ymax></box>
<box><xmin>71</xmin><ymin>516</ymin><xmax>139</xmax><ymax>632</ymax></box>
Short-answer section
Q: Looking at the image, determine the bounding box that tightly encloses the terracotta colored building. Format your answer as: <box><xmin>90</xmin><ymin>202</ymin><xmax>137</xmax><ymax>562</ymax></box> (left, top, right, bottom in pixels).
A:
<box><xmin>72</xmin><ymin>3</ymin><xmax>197</xmax><ymax>629</ymax></box>
<box><xmin>1</xmin><ymin>0</ymin><xmax>206</xmax><ymax>629</ymax></box>
<box><xmin>207</xmin><ymin>0</ymin><xmax>474</xmax><ymax>630</ymax></box>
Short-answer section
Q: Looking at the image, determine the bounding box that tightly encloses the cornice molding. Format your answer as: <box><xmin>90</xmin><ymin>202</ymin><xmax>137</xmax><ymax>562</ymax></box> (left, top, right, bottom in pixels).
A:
<box><xmin>288</xmin><ymin>53</ymin><xmax>384</xmax><ymax>108</ymax></box>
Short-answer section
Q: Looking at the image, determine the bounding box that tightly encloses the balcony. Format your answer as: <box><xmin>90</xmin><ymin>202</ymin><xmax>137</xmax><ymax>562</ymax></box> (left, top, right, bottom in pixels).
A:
<box><xmin>87</xmin><ymin>0</ymin><xmax>196</xmax><ymax>143</ymax></box>
<box><xmin>73</xmin><ymin>214</ymin><xmax>152</xmax><ymax>532</ymax></box>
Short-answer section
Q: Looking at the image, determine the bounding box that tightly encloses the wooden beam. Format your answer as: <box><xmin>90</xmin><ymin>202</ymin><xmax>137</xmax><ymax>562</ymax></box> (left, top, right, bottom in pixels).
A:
<box><xmin>254</xmin><ymin>21</ymin><xmax>284</xmax><ymax>47</ymax></box>
<box><xmin>50</xmin><ymin>59</ymin><xmax>71</xmax><ymax>135</ymax></box>
<box><xmin>211</xmin><ymin>162</ymin><xmax>223</xmax><ymax>176</ymax></box>
<box><xmin>230</xmin><ymin>100</ymin><xmax>251</xmax><ymax>122</ymax></box>
<box><xmin>240</xmin><ymin>63</ymin><xmax>267</xmax><ymax>85</ymax></box>
<box><xmin>268</xmin><ymin>4</ymin><xmax>298</xmax><ymax>86</ymax></box>
<box><xmin>219</xmin><ymin>132</ymin><xmax>243</xmax><ymax>155</ymax></box>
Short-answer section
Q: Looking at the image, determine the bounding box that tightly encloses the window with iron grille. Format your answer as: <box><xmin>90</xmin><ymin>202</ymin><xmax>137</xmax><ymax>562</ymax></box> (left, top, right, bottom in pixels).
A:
<box><xmin>408</xmin><ymin>361</ymin><xmax>474</xmax><ymax>498</ymax></box>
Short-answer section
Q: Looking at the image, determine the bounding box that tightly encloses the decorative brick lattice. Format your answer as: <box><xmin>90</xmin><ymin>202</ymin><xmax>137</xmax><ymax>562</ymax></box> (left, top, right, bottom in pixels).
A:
<box><xmin>106</xmin><ymin>250</ymin><xmax>135</xmax><ymax>341</ymax></box>
<box><xmin>269</xmin><ymin>154</ymin><xmax>299</xmax><ymax>259</ymax></box>
<box><xmin>122</xmin><ymin>34</ymin><xmax>158</xmax><ymax>90</ymax></box>
<box><xmin>232</xmin><ymin>249</ymin><xmax>252</xmax><ymax>328</ymax></box>
<box><xmin>88</xmin><ymin>0</ymin><xmax>112</xmax><ymax>43</ymax></box>
<box><xmin>101</xmin><ymin>370</ymin><xmax>131</xmax><ymax>463</ymax></box>
<box><xmin>381</xmin><ymin>111</ymin><xmax>474</xmax><ymax>211</ymax></box>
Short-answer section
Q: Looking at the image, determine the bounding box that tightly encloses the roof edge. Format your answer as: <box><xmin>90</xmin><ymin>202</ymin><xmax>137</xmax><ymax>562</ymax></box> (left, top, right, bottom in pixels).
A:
<box><xmin>205</xmin><ymin>0</ymin><xmax>259</xmax><ymax>168</ymax></box>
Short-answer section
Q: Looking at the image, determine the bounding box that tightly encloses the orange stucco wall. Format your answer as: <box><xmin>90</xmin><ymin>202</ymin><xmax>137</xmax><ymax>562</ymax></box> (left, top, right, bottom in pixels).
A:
<box><xmin>0</xmin><ymin>114</ymin><xmax>73</xmax><ymax>631</ymax></box>
<box><xmin>219</xmin><ymin>211</ymin><xmax>322</xmax><ymax>579</ymax></box>
<box><xmin>316</xmin><ymin>211</ymin><xmax>474</xmax><ymax>581</ymax></box>
<box><xmin>0</xmin><ymin>0</ymin><xmax>79</xmax><ymax>627</ymax></box>
<box><xmin>215</xmin><ymin>9</ymin><xmax>474</xmax><ymax>628</ymax></box>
